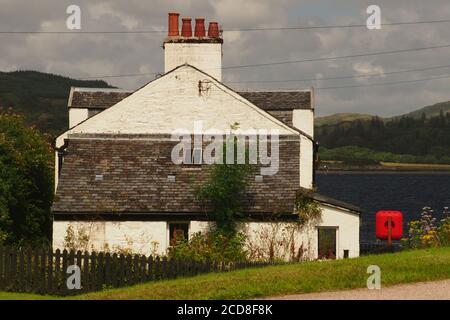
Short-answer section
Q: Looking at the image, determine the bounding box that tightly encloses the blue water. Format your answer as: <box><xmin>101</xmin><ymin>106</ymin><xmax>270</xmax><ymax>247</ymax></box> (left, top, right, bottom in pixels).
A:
<box><xmin>316</xmin><ymin>172</ymin><xmax>450</xmax><ymax>242</ymax></box>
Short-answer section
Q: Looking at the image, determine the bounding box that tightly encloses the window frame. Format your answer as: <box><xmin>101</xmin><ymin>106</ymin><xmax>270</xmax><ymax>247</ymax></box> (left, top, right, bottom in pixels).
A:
<box><xmin>317</xmin><ymin>226</ymin><xmax>338</xmax><ymax>260</ymax></box>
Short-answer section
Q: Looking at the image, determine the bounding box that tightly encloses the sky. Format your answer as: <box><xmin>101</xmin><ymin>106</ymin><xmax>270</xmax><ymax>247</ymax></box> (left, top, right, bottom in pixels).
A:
<box><xmin>1</xmin><ymin>0</ymin><xmax>450</xmax><ymax>116</ymax></box>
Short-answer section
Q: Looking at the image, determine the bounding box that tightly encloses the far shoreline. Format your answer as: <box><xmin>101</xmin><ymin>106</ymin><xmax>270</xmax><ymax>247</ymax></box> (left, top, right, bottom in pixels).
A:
<box><xmin>317</xmin><ymin>170</ymin><xmax>450</xmax><ymax>175</ymax></box>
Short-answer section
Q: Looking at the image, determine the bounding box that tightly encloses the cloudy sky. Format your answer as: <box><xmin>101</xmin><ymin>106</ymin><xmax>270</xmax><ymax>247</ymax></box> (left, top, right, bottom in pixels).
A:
<box><xmin>1</xmin><ymin>0</ymin><xmax>450</xmax><ymax>116</ymax></box>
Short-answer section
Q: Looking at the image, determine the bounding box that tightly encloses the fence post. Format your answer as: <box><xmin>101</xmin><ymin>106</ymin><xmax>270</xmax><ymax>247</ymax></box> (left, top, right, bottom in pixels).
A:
<box><xmin>53</xmin><ymin>249</ymin><xmax>60</xmax><ymax>294</ymax></box>
<box><xmin>111</xmin><ymin>253</ymin><xmax>118</xmax><ymax>287</ymax></box>
<box><xmin>4</xmin><ymin>247</ymin><xmax>11</xmax><ymax>289</ymax></box>
<box><xmin>90</xmin><ymin>252</ymin><xmax>97</xmax><ymax>292</ymax></box>
<box><xmin>104</xmin><ymin>253</ymin><xmax>111</xmax><ymax>288</ymax></box>
<box><xmin>60</xmin><ymin>250</ymin><xmax>67</xmax><ymax>295</ymax></box>
<box><xmin>31</xmin><ymin>249</ymin><xmax>40</xmax><ymax>293</ymax></box>
<box><xmin>47</xmin><ymin>249</ymin><xmax>53</xmax><ymax>294</ymax></box>
<box><xmin>125</xmin><ymin>254</ymin><xmax>132</xmax><ymax>286</ymax></box>
<box><xmin>10</xmin><ymin>248</ymin><xmax>17</xmax><ymax>291</ymax></box>
<box><xmin>147</xmin><ymin>256</ymin><xmax>153</xmax><ymax>282</ymax></box>
<box><xmin>79</xmin><ymin>251</ymin><xmax>88</xmax><ymax>292</ymax></box>
<box><xmin>97</xmin><ymin>252</ymin><xmax>104</xmax><ymax>291</ymax></box>
<box><xmin>118</xmin><ymin>254</ymin><xmax>125</xmax><ymax>287</ymax></box>
<box><xmin>162</xmin><ymin>257</ymin><xmax>168</xmax><ymax>280</ymax></box>
<box><xmin>0</xmin><ymin>246</ymin><xmax>4</xmax><ymax>290</ymax></box>
<box><xmin>155</xmin><ymin>257</ymin><xmax>161</xmax><ymax>280</ymax></box>
<box><xmin>140</xmin><ymin>255</ymin><xmax>147</xmax><ymax>282</ymax></box>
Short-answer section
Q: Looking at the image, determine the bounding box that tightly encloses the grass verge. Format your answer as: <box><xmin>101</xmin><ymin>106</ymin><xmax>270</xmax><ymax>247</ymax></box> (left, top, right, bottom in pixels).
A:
<box><xmin>0</xmin><ymin>247</ymin><xmax>449</xmax><ymax>300</ymax></box>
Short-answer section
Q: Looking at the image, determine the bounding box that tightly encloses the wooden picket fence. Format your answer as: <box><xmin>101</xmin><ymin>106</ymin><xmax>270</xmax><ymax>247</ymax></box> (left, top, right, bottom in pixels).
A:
<box><xmin>0</xmin><ymin>246</ymin><xmax>274</xmax><ymax>296</ymax></box>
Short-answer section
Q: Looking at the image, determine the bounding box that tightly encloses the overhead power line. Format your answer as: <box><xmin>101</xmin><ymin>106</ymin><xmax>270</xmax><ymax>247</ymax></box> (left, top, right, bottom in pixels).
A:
<box><xmin>314</xmin><ymin>74</ymin><xmax>450</xmax><ymax>90</ymax></box>
<box><xmin>222</xmin><ymin>43</ymin><xmax>450</xmax><ymax>70</ymax></box>
<box><xmin>75</xmin><ymin>42</ymin><xmax>450</xmax><ymax>79</ymax></box>
<box><xmin>1</xmin><ymin>18</ymin><xmax>450</xmax><ymax>34</ymax></box>
<box><xmin>225</xmin><ymin>18</ymin><xmax>450</xmax><ymax>32</ymax></box>
<box><xmin>224</xmin><ymin>64</ymin><xmax>450</xmax><ymax>84</ymax></box>
<box><xmin>81</xmin><ymin>71</ymin><xmax>162</xmax><ymax>80</ymax></box>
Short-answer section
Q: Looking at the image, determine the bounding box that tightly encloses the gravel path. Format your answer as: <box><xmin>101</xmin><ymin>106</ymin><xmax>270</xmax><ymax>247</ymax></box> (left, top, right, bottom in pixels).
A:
<box><xmin>266</xmin><ymin>279</ymin><xmax>450</xmax><ymax>300</ymax></box>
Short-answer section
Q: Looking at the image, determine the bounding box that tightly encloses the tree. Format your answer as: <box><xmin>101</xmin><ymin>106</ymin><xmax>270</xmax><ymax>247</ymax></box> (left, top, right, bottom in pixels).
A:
<box><xmin>0</xmin><ymin>111</ymin><xmax>54</xmax><ymax>245</ymax></box>
<box><xmin>196</xmin><ymin>139</ymin><xmax>253</xmax><ymax>236</ymax></box>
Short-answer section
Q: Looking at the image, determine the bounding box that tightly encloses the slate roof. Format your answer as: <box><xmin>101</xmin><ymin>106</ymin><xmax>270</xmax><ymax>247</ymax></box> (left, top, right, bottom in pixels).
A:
<box><xmin>52</xmin><ymin>136</ymin><xmax>302</xmax><ymax>215</ymax></box>
<box><xmin>68</xmin><ymin>88</ymin><xmax>312</xmax><ymax>111</ymax></box>
<box><xmin>308</xmin><ymin>193</ymin><xmax>361</xmax><ymax>215</ymax></box>
<box><xmin>52</xmin><ymin>136</ymin><xmax>360</xmax><ymax>216</ymax></box>
<box><xmin>239</xmin><ymin>91</ymin><xmax>312</xmax><ymax>111</ymax></box>
<box><xmin>69</xmin><ymin>88</ymin><xmax>132</xmax><ymax>109</ymax></box>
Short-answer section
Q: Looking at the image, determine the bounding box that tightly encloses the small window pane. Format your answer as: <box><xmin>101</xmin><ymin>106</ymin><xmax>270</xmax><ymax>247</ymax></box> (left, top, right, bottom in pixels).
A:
<box><xmin>192</xmin><ymin>148</ymin><xmax>202</xmax><ymax>165</ymax></box>
<box><xmin>318</xmin><ymin>228</ymin><xmax>337</xmax><ymax>260</ymax></box>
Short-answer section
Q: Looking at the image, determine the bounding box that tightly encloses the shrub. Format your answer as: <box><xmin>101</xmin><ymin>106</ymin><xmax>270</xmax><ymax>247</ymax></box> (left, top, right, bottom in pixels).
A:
<box><xmin>0</xmin><ymin>111</ymin><xmax>53</xmax><ymax>246</ymax></box>
<box><xmin>169</xmin><ymin>231</ymin><xmax>247</xmax><ymax>263</ymax></box>
<box><xmin>403</xmin><ymin>207</ymin><xmax>450</xmax><ymax>248</ymax></box>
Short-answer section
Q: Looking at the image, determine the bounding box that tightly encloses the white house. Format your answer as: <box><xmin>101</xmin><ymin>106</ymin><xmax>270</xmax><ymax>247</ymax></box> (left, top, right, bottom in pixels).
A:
<box><xmin>52</xmin><ymin>13</ymin><xmax>360</xmax><ymax>260</ymax></box>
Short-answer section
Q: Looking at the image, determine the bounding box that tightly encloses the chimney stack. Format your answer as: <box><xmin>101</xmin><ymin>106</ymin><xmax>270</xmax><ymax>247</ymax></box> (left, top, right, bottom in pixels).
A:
<box><xmin>194</xmin><ymin>18</ymin><xmax>206</xmax><ymax>37</ymax></box>
<box><xmin>181</xmin><ymin>18</ymin><xmax>193</xmax><ymax>37</ymax></box>
<box><xmin>208</xmin><ymin>22</ymin><xmax>220</xmax><ymax>38</ymax></box>
<box><xmin>164</xmin><ymin>13</ymin><xmax>223</xmax><ymax>80</ymax></box>
<box><xmin>168</xmin><ymin>13</ymin><xmax>179</xmax><ymax>37</ymax></box>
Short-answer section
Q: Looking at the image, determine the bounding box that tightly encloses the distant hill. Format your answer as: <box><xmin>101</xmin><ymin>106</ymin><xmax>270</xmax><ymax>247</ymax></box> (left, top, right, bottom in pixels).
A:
<box><xmin>315</xmin><ymin>113</ymin><xmax>376</xmax><ymax>126</ymax></box>
<box><xmin>399</xmin><ymin>101</ymin><xmax>450</xmax><ymax>120</ymax></box>
<box><xmin>0</xmin><ymin>71</ymin><xmax>113</xmax><ymax>136</ymax></box>
<box><xmin>316</xmin><ymin>101</ymin><xmax>450</xmax><ymax>127</ymax></box>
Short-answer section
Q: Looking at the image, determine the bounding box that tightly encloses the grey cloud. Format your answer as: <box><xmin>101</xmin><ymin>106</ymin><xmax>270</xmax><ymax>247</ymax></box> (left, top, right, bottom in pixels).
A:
<box><xmin>1</xmin><ymin>0</ymin><xmax>450</xmax><ymax>116</ymax></box>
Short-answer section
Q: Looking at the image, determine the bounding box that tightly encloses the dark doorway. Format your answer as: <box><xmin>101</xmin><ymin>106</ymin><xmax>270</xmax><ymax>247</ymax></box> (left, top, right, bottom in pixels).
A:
<box><xmin>169</xmin><ymin>223</ymin><xmax>189</xmax><ymax>246</ymax></box>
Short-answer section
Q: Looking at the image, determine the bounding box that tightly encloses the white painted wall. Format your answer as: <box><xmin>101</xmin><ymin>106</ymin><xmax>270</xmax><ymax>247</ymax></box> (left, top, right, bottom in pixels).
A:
<box><xmin>53</xmin><ymin>221</ymin><xmax>168</xmax><ymax>256</ymax></box>
<box><xmin>164</xmin><ymin>43</ymin><xmax>222</xmax><ymax>81</ymax></box>
<box><xmin>69</xmin><ymin>108</ymin><xmax>89</xmax><ymax>128</ymax></box>
<box><xmin>293</xmin><ymin>109</ymin><xmax>314</xmax><ymax>138</ymax></box>
<box><xmin>292</xmin><ymin>109</ymin><xmax>314</xmax><ymax>189</ymax></box>
<box><xmin>63</xmin><ymin>66</ymin><xmax>298</xmax><ymax>136</ymax></box>
<box><xmin>317</xmin><ymin>204</ymin><xmax>360</xmax><ymax>259</ymax></box>
<box><xmin>242</xmin><ymin>205</ymin><xmax>359</xmax><ymax>260</ymax></box>
<box><xmin>300</xmin><ymin>136</ymin><xmax>314</xmax><ymax>189</ymax></box>
<box><xmin>53</xmin><ymin>206</ymin><xmax>359</xmax><ymax>260</ymax></box>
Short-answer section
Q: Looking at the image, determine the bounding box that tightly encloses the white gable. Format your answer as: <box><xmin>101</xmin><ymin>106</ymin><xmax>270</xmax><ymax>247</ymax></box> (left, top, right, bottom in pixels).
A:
<box><xmin>66</xmin><ymin>65</ymin><xmax>299</xmax><ymax>137</ymax></box>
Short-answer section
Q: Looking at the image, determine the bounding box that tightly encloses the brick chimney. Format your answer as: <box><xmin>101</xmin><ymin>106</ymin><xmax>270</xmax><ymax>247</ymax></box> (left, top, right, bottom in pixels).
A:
<box><xmin>163</xmin><ymin>13</ymin><xmax>223</xmax><ymax>81</ymax></box>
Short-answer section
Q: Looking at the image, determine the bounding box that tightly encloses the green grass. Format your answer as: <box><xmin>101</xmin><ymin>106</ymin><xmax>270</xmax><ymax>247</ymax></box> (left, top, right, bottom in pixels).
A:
<box><xmin>0</xmin><ymin>292</ymin><xmax>58</xmax><ymax>300</ymax></box>
<box><xmin>1</xmin><ymin>248</ymin><xmax>450</xmax><ymax>300</ymax></box>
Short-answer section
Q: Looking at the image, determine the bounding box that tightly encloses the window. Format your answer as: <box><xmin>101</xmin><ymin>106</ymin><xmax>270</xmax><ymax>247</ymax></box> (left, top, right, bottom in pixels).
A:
<box><xmin>169</xmin><ymin>223</ymin><xmax>189</xmax><ymax>246</ymax></box>
<box><xmin>192</xmin><ymin>148</ymin><xmax>203</xmax><ymax>165</ymax></box>
<box><xmin>182</xmin><ymin>148</ymin><xmax>202</xmax><ymax>169</ymax></box>
<box><xmin>318</xmin><ymin>228</ymin><xmax>337</xmax><ymax>260</ymax></box>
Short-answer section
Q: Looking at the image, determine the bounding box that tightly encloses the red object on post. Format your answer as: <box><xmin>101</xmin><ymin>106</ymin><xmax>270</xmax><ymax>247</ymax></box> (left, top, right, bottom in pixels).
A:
<box><xmin>376</xmin><ymin>211</ymin><xmax>403</xmax><ymax>241</ymax></box>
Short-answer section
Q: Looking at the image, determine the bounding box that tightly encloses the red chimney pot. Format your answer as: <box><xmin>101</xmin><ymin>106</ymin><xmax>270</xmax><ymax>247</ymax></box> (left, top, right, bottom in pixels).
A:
<box><xmin>168</xmin><ymin>13</ymin><xmax>180</xmax><ymax>37</ymax></box>
<box><xmin>194</xmin><ymin>18</ymin><xmax>206</xmax><ymax>37</ymax></box>
<box><xmin>208</xmin><ymin>22</ymin><xmax>220</xmax><ymax>38</ymax></box>
<box><xmin>181</xmin><ymin>18</ymin><xmax>193</xmax><ymax>37</ymax></box>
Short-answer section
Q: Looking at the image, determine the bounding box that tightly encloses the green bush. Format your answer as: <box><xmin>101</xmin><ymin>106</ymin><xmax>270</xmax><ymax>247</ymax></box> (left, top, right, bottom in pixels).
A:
<box><xmin>169</xmin><ymin>231</ymin><xmax>247</xmax><ymax>263</ymax></box>
<box><xmin>196</xmin><ymin>138</ymin><xmax>252</xmax><ymax>235</ymax></box>
<box><xmin>0</xmin><ymin>111</ymin><xmax>54</xmax><ymax>245</ymax></box>
<box><xmin>402</xmin><ymin>207</ymin><xmax>450</xmax><ymax>248</ymax></box>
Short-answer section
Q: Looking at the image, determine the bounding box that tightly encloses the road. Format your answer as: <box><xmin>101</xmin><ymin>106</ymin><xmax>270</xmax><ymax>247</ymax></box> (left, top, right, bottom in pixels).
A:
<box><xmin>266</xmin><ymin>279</ymin><xmax>450</xmax><ymax>300</ymax></box>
